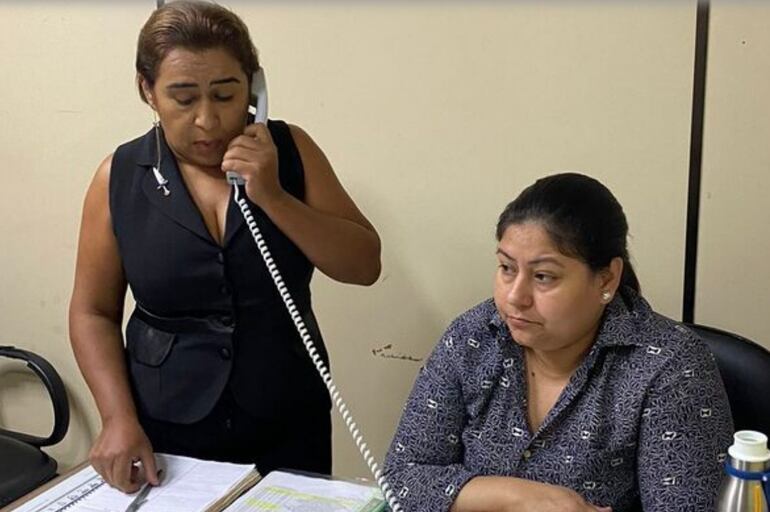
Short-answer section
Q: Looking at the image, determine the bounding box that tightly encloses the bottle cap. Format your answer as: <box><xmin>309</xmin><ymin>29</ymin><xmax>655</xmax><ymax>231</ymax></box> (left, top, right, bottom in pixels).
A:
<box><xmin>728</xmin><ymin>430</ymin><xmax>770</xmax><ymax>463</ymax></box>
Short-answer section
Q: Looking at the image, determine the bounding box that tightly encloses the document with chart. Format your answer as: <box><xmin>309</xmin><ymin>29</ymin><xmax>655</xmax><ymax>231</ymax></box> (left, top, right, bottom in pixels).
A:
<box><xmin>225</xmin><ymin>470</ymin><xmax>386</xmax><ymax>512</ymax></box>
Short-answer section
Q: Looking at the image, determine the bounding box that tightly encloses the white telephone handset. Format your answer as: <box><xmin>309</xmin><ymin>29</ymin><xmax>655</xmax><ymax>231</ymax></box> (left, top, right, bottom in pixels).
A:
<box><xmin>248</xmin><ymin>68</ymin><xmax>268</xmax><ymax>125</ymax></box>
<box><xmin>227</xmin><ymin>69</ymin><xmax>403</xmax><ymax>511</ymax></box>
<box><xmin>225</xmin><ymin>69</ymin><xmax>268</xmax><ymax>186</ymax></box>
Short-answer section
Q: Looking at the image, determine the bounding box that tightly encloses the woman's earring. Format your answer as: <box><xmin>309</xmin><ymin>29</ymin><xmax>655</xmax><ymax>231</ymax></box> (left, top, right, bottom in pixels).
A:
<box><xmin>601</xmin><ymin>291</ymin><xmax>612</xmax><ymax>303</ymax></box>
<box><xmin>151</xmin><ymin>112</ymin><xmax>170</xmax><ymax>197</ymax></box>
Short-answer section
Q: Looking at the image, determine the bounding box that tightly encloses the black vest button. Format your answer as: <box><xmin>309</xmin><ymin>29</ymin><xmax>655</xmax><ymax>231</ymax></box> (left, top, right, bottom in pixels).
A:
<box><xmin>220</xmin><ymin>347</ymin><xmax>232</xmax><ymax>360</ymax></box>
<box><xmin>220</xmin><ymin>315</ymin><xmax>233</xmax><ymax>327</ymax></box>
<box><xmin>216</xmin><ymin>252</ymin><xmax>225</xmax><ymax>264</ymax></box>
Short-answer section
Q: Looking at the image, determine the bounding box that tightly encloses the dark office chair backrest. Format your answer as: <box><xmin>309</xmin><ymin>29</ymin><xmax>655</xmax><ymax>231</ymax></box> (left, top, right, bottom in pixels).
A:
<box><xmin>0</xmin><ymin>345</ymin><xmax>70</xmax><ymax>507</ymax></box>
<box><xmin>685</xmin><ymin>323</ymin><xmax>770</xmax><ymax>436</ymax></box>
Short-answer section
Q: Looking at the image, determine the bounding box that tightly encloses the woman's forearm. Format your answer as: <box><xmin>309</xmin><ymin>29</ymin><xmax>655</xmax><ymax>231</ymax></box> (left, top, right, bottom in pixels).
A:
<box><xmin>451</xmin><ymin>476</ymin><xmax>609</xmax><ymax>512</ymax></box>
<box><xmin>450</xmin><ymin>476</ymin><xmax>524</xmax><ymax>512</ymax></box>
<box><xmin>70</xmin><ymin>310</ymin><xmax>138</xmax><ymax>424</ymax></box>
<box><xmin>259</xmin><ymin>191</ymin><xmax>381</xmax><ymax>285</ymax></box>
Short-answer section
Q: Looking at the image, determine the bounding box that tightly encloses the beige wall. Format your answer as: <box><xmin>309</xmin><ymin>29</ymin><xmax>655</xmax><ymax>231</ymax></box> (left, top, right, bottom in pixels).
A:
<box><xmin>0</xmin><ymin>0</ymin><xmax>719</xmax><ymax>480</ymax></box>
<box><xmin>0</xmin><ymin>3</ymin><xmax>153</xmax><ymax>471</ymax></box>
<box><xmin>696</xmin><ymin>0</ymin><xmax>770</xmax><ymax>349</ymax></box>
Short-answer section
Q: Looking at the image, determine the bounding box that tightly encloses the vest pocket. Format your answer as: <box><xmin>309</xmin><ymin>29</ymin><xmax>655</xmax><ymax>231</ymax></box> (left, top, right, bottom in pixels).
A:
<box><xmin>124</xmin><ymin>311</ymin><xmax>233</xmax><ymax>424</ymax></box>
<box><xmin>125</xmin><ymin>314</ymin><xmax>176</xmax><ymax>366</ymax></box>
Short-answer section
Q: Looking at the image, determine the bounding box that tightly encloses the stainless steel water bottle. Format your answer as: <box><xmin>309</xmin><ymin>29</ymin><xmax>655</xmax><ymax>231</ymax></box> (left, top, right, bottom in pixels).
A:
<box><xmin>716</xmin><ymin>430</ymin><xmax>770</xmax><ymax>512</ymax></box>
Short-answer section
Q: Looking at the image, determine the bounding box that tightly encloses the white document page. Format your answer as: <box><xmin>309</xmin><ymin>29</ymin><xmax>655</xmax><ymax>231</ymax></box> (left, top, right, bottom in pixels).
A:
<box><xmin>13</xmin><ymin>453</ymin><xmax>255</xmax><ymax>512</ymax></box>
<box><xmin>225</xmin><ymin>470</ymin><xmax>385</xmax><ymax>512</ymax></box>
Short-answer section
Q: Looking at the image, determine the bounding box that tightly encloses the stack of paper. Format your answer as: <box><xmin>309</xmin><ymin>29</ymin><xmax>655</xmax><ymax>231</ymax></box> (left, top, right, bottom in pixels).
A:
<box><xmin>11</xmin><ymin>454</ymin><xmax>259</xmax><ymax>512</ymax></box>
<box><xmin>10</xmin><ymin>455</ymin><xmax>387</xmax><ymax>512</ymax></box>
<box><xmin>226</xmin><ymin>471</ymin><xmax>386</xmax><ymax>512</ymax></box>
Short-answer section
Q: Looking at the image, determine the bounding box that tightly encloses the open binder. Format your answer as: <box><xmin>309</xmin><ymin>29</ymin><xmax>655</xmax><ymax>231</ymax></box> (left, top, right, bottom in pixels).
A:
<box><xmin>7</xmin><ymin>454</ymin><xmax>386</xmax><ymax>512</ymax></box>
<box><xmin>8</xmin><ymin>454</ymin><xmax>260</xmax><ymax>512</ymax></box>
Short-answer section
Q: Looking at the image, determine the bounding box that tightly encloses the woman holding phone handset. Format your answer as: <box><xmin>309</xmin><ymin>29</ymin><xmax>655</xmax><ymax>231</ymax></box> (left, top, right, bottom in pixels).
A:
<box><xmin>69</xmin><ymin>1</ymin><xmax>381</xmax><ymax>492</ymax></box>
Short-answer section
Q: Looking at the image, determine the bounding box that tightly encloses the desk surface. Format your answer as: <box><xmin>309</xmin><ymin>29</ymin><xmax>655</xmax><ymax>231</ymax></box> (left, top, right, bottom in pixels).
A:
<box><xmin>1</xmin><ymin>462</ymin><xmax>88</xmax><ymax>512</ymax></box>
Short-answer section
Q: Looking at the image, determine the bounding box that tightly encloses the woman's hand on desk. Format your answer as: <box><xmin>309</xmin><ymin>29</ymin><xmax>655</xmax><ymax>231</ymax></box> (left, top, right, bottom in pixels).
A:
<box><xmin>507</xmin><ymin>479</ymin><xmax>612</xmax><ymax>512</ymax></box>
<box><xmin>451</xmin><ymin>476</ymin><xmax>612</xmax><ymax>512</ymax></box>
<box><xmin>89</xmin><ymin>415</ymin><xmax>159</xmax><ymax>493</ymax></box>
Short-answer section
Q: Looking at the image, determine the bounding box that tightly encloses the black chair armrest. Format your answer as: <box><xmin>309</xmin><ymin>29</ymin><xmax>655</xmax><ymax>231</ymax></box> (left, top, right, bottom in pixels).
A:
<box><xmin>0</xmin><ymin>346</ymin><xmax>69</xmax><ymax>447</ymax></box>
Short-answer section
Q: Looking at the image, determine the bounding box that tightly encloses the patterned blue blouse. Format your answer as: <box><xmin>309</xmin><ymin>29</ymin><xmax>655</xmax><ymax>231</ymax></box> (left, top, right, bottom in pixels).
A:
<box><xmin>384</xmin><ymin>289</ymin><xmax>733</xmax><ymax>512</ymax></box>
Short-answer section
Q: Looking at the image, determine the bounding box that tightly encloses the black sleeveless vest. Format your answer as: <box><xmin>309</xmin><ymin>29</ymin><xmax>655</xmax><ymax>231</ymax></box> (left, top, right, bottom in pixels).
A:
<box><xmin>110</xmin><ymin>120</ymin><xmax>330</xmax><ymax>424</ymax></box>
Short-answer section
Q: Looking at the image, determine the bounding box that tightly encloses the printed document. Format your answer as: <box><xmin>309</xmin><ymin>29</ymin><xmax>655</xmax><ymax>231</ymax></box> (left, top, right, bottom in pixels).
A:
<box><xmin>226</xmin><ymin>470</ymin><xmax>385</xmax><ymax>512</ymax></box>
<box><xmin>12</xmin><ymin>453</ymin><xmax>257</xmax><ymax>512</ymax></box>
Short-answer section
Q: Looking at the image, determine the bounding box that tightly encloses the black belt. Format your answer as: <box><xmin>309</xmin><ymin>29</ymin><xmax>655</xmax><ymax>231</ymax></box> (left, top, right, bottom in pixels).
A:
<box><xmin>134</xmin><ymin>303</ymin><xmax>235</xmax><ymax>334</ymax></box>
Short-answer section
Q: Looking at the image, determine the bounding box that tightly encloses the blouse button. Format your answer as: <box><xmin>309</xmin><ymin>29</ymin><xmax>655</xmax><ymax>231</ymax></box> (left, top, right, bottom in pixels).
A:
<box><xmin>523</xmin><ymin>449</ymin><xmax>532</xmax><ymax>460</ymax></box>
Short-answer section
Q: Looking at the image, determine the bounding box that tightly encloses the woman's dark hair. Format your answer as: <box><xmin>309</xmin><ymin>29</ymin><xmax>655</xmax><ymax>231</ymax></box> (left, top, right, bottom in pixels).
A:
<box><xmin>135</xmin><ymin>0</ymin><xmax>259</xmax><ymax>103</ymax></box>
<box><xmin>496</xmin><ymin>172</ymin><xmax>641</xmax><ymax>293</ymax></box>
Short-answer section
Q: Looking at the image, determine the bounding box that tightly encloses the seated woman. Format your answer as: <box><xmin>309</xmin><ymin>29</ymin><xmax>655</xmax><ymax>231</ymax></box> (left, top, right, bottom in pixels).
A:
<box><xmin>384</xmin><ymin>173</ymin><xmax>733</xmax><ymax>512</ymax></box>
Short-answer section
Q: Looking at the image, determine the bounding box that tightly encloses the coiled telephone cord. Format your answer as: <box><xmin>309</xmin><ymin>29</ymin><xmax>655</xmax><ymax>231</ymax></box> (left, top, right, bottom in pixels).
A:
<box><xmin>232</xmin><ymin>184</ymin><xmax>404</xmax><ymax>512</ymax></box>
